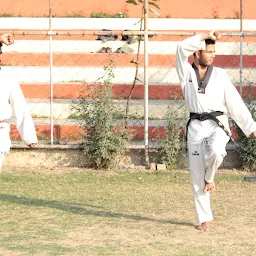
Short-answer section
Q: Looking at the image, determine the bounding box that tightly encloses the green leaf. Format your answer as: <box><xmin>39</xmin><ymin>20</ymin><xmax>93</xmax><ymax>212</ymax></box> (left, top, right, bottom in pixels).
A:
<box><xmin>130</xmin><ymin>59</ymin><xmax>139</xmax><ymax>64</ymax></box>
<box><xmin>126</xmin><ymin>0</ymin><xmax>138</xmax><ymax>5</ymax></box>
<box><xmin>149</xmin><ymin>1</ymin><xmax>160</xmax><ymax>8</ymax></box>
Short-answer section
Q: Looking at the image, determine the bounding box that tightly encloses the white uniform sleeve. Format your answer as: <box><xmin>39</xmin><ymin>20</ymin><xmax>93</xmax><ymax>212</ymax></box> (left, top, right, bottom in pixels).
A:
<box><xmin>223</xmin><ymin>71</ymin><xmax>256</xmax><ymax>137</ymax></box>
<box><xmin>9</xmin><ymin>80</ymin><xmax>38</xmax><ymax>145</ymax></box>
<box><xmin>176</xmin><ymin>34</ymin><xmax>206</xmax><ymax>88</ymax></box>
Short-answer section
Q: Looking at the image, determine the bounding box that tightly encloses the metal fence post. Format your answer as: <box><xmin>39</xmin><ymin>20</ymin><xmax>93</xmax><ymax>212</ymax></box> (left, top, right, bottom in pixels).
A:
<box><xmin>144</xmin><ymin>0</ymin><xmax>150</xmax><ymax>168</ymax></box>
<box><xmin>49</xmin><ymin>0</ymin><xmax>54</xmax><ymax>145</ymax></box>
<box><xmin>239</xmin><ymin>0</ymin><xmax>243</xmax><ymax>96</ymax></box>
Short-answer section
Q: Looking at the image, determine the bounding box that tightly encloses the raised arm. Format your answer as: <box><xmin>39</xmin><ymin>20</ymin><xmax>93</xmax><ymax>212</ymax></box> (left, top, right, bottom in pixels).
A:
<box><xmin>201</xmin><ymin>31</ymin><xmax>221</xmax><ymax>41</ymax></box>
<box><xmin>176</xmin><ymin>31</ymin><xmax>221</xmax><ymax>87</ymax></box>
<box><xmin>0</xmin><ymin>33</ymin><xmax>14</xmax><ymax>45</ymax></box>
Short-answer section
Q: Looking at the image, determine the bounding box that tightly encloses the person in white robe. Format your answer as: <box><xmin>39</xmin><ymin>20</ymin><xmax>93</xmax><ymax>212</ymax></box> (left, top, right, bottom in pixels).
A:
<box><xmin>0</xmin><ymin>33</ymin><xmax>38</xmax><ymax>171</ymax></box>
<box><xmin>176</xmin><ymin>30</ymin><xmax>256</xmax><ymax>231</ymax></box>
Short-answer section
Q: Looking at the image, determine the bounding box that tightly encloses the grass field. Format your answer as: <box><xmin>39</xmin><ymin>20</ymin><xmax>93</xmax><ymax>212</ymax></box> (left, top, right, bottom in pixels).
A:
<box><xmin>0</xmin><ymin>168</ymin><xmax>255</xmax><ymax>256</ymax></box>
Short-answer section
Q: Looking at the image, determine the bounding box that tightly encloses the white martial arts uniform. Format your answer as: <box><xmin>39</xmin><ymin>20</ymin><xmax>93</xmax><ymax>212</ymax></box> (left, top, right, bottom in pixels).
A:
<box><xmin>0</xmin><ymin>68</ymin><xmax>38</xmax><ymax>170</ymax></box>
<box><xmin>176</xmin><ymin>34</ymin><xmax>256</xmax><ymax>224</ymax></box>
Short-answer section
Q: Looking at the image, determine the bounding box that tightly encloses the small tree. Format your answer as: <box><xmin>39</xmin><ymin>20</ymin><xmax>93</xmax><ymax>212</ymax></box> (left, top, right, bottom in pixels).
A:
<box><xmin>232</xmin><ymin>101</ymin><xmax>256</xmax><ymax>171</ymax></box>
<box><xmin>72</xmin><ymin>61</ymin><xmax>134</xmax><ymax>169</ymax></box>
<box><xmin>157</xmin><ymin>93</ymin><xmax>187</xmax><ymax>170</ymax></box>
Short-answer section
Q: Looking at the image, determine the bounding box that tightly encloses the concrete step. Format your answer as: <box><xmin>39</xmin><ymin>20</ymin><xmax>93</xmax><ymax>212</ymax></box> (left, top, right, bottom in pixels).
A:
<box><xmin>1</xmin><ymin>17</ymin><xmax>256</xmax><ymax>32</ymax></box>
<box><xmin>2</xmin><ymin>66</ymin><xmax>254</xmax><ymax>85</ymax></box>
<box><xmin>25</xmin><ymin>99</ymin><xmax>188</xmax><ymax>120</ymax></box>
<box><xmin>3</xmin><ymin>39</ymin><xmax>256</xmax><ymax>55</ymax></box>
<box><xmin>3</xmin><ymin>141</ymin><xmax>241</xmax><ymax>170</ymax></box>
<box><xmin>20</xmin><ymin>83</ymin><xmax>256</xmax><ymax>100</ymax></box>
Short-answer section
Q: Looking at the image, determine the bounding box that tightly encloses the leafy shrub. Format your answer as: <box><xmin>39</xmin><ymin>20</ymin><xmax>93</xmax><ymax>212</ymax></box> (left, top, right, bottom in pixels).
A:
<box><xmin>158</xmin><ymin>100</ymin><xmax>187</xmax><ymax>169</ymax></box>
<box><xmin>72</xmin><ymin>61</ymin><xmax>134</xmax><ymax>169</ymax></box>
<box><xmin>232</xmin><ymin>101</ymin><xmax>256</xmax><ymax>171</ymax></box>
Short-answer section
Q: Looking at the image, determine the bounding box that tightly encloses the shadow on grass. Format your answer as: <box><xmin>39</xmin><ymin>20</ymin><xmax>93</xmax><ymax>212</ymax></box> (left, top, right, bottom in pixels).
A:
<box><xmin>0</xmin><ymin>194</ymin><xmax>193</xmax><ymax>227</ymax></box>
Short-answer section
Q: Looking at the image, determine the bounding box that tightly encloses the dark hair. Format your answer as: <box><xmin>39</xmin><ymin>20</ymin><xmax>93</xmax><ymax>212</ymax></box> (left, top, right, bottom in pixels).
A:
<box><xmin>205</xmin><ymin>39</ymin><xmax>215</xmax><ymax>45</ymax></box>
<box><xmin>193</xmin><ymin>39</ymin><xmax>216</xmax><ymax>56</ymax></box>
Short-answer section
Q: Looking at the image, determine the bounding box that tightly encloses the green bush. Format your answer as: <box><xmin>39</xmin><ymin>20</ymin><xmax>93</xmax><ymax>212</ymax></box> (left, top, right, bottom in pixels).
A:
<box><xmin>72</xmin><ymin>61</ymin><xmax>134</xmax><ymax>169</ymax></box>
<box><xmin>158</xmin><ymin>100</ymin><xmax>187</xmax><ymax>170</ymax></box>
<box><xmin>232</xmin><ymin>101</ymin><xmax>256</xmax><ymax>171</ymax></box>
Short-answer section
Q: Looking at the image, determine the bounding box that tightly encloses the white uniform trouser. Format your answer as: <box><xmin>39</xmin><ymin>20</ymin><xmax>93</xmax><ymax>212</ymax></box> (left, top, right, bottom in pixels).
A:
<box><xmin>188</xmin><ymin>119</ymin><xmax>230</xmax><ymax>224</ymax></box>
<box><xmin>0</xmin><ymin>123</ymin><xmax>12</xmax><ymax>172</ymax></box>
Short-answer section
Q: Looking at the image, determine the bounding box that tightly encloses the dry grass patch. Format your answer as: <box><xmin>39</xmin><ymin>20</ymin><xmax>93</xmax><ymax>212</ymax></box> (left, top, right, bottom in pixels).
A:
<box><xmin>0</xmin><ymin>168</ymin><xmax>255</xmax><ymax>255</ymax></box>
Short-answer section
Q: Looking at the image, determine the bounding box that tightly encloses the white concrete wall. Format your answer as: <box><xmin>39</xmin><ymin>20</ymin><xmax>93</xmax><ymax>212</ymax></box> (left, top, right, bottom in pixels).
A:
<box><xmin>1</xmin><ymin>17</ymin><xmax>256</xmax><ymax>31</ymax></box>
<box><xmin>1</xmin><ymin>17</ymin><xmax>255</xmax><ymax>123</ymax></box>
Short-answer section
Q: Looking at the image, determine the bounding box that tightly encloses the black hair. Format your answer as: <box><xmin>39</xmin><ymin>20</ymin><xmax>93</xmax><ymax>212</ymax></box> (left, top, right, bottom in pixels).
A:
<box><xmin>193</xmin><ymin>39</ymin><xmax>216</xmax><ymax>56</ymax></box>
<box><xmin>205</xmin><ymin>39</ymin><xmax>216</xmax><ymax>45</ymax></box>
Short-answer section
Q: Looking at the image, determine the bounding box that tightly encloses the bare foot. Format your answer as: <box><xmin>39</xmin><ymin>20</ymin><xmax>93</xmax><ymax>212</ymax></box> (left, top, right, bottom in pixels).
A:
<box><xmin>204</xmin><ymin>181</ymin><xmax>215</xmax><ymax>193</ymax></box>
<box><xmin>195</xmin><ymin>221</ymin><xmax>211</xmax><ymax>231</ymax></box>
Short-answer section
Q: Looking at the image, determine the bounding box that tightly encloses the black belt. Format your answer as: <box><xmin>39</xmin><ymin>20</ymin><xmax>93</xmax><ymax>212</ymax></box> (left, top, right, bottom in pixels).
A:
<box><xmin>185</xmin><ymin>111</ymin><xmax>233</xmax><ymax>151</ymax></box>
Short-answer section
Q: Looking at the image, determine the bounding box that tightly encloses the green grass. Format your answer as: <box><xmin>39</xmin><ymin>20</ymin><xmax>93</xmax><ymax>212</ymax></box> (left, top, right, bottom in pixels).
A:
<box><xmin>0</xmin><ymin>169</ymin><xmax>255</xmax><ymax>255</ymax></box>
<box><xmin>0</xmin><ymin>13</ymin><xmax>16</xmax><ymax>17</ymax></box>
<box><xmin>91</xmin><ymin>12</ymin><xmax>126</xmax><ymax>18</ymax></box>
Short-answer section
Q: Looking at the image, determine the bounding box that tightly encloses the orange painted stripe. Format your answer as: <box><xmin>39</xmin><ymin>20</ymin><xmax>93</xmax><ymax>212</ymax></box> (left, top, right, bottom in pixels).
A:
<box><xmin>10</xmin><ymin>124</ymin><xmax>84</xmax><ymax>141</ymax></box>
<box><xmin>214</xmin><ymin>55</ymin><xmax>256</xmax><ymax>68</ymax></box>
<box><xmin>10</xmin><ymin>124</ymin><xmax>239</xmax><ymax>141</ymax></box>
<box><xmin>3</xmin><ymin>53</ymin><xmax>256</xmax><ymax>68</ymax></box>
<box><xmin>3</xmin><ymin>53</ymin><xmax>173</xmax><ymax>67</ymax></box>
<box><xmin>21</xmin><ymin>84</ymin><xmax>183</xmax><ymax>100</ymax></box>
<box><xmin>20</xmin><ymin>83</ymin><xmax>256</xmax><ymax>100</ymax></box>
<box><xmin>10</xmin><ymin>124</ymin><xmax>173</xmax><ymax>141</ymax></box>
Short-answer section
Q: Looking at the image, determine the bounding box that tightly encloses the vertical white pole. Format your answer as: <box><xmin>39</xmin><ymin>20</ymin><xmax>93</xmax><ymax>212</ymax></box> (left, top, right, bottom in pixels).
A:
<box><xmin>49</xmin><ymin>0</ymin><xmax>54</xmax><ymax>145</ymax></box>
<box><xmin>144</xmin><ymin>0</ymin><xmax>150</xmax><ymax>168</ymax></box>
<box><xmin>239</xmin><ymin>0</ymin><xmax>243</xmax><ymax>96</ymax></box>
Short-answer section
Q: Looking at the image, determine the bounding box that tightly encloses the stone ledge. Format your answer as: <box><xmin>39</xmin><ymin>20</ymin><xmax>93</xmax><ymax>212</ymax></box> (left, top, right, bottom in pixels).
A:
<box><xmin>3</xmin><ymin>142</ymin><xmax>241</xmax><ymax>170</ymax></box>
<box><xmin>11</xmin><ymin>141</ymin><xmax>238</xmax><ymax>150</ymax></box>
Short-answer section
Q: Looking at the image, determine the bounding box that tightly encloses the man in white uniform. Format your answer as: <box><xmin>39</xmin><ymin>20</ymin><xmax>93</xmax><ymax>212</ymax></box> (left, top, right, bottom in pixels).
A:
<box><xmin>0</xmin><ymin>33</ymin><xmax>38</xmax><ymax>171</ymax></box>
<box><xmin>176</xmin><ymin>31</ymin><xmax>256</xmax><ymax>231</ymax></box>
